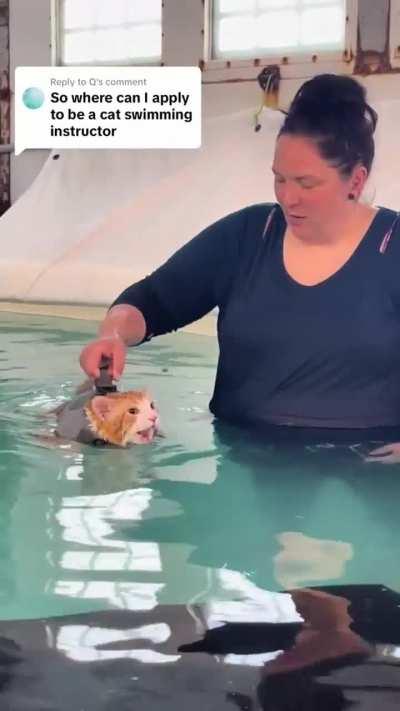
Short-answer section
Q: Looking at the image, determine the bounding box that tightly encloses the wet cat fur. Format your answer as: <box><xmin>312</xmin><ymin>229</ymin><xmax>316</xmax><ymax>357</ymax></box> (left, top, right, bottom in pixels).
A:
<box><xmin>55</xmin><ymin>383</ymin><xmax>159</xmax><ymax>447</ymax></box>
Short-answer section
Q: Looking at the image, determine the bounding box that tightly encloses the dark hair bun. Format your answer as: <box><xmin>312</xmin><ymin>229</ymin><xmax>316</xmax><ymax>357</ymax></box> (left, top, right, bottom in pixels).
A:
<box><xmin>280</xmin><ymin>74</ymin><xmax>378</xmax><ymax>175</ymax></box>
<box><xmin>289</xmin><ymin>74</ymin><xmax>377</xmax><ymax>134</ymax></box>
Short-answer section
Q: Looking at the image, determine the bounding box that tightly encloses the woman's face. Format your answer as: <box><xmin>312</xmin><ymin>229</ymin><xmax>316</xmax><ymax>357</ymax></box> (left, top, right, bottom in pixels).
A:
<box><xmin>272</xmin><ymin>134</ymin><xmax>359</xmax><ymax>239</ymax></box>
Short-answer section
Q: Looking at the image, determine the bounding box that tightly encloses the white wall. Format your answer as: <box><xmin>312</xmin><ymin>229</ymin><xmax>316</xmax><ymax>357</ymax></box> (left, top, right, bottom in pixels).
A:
<box><xmin>10</xmin><ymin>0</ymin><xmax>400</xmax><ymax>203</ymax></box>
<box><xmin>3</xmin><ymin>0</ymin><xmax>400</xmax><ymax>306</ymax></box>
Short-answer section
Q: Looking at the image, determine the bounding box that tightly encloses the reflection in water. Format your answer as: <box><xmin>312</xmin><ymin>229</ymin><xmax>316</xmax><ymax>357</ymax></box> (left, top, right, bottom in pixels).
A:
<box><xmin>203</xmin><ymin>569</ymin><xmax>301</xmax><ymax>629</ymax></box>
<box><xmin>0</xmin><ymin>588</ymin><xmax>399</xmax><ymax>710</ymax></box>
<box><xmin>52</xmin><ymin>483</ymin><xmax>164</xmax><ymax>608</ymax></box>
<box><xmin>51</xmin><ymin>581</ymin><xmax>164</xmax><ymax>610</ymax></box>
<box><xmin>256</xmin><ymin>588</ymin><xmax>372</xmax><ymax>710</ymax></box>
<box><xmin>122</xmin><ymin>419</ymin><xmax>400</xmax><ymax>602</ymax></box>
<box><xmin>57</xmin><ymin>488</ymin><xmax>154</xmax><ymax>544</ymax></box>
<box><xmin>274</xmin><ymin>532</ymin><xmax>354</xmax><ymax>589</ymax></box>
<box><xmin>56</xmin><ymin>622</ymin><xmax>177</xmax><ymax>662</ymax></box>
<box><xmin>263</xmin><ymin>588</ymin><xmax>372</xmax><ymax>676</ymax></box>
<box><xmin>210</xmin><ymin>422</ymin><xmax>400</xmax><ymax>594</ymax></box>
<box><xmin>180</xmin><ymin>584</ymin><xmax>400</xmax><ymax>709</ymax></box>
<box><xmin>7</xmin><ymin>314</ymin><xmax>400</xmax><ymax>619</ymax></box>
<box><xmin>59</xmin><ymin>546</ymin><xmax>161</xmax><ymax>572</ymax></box>
<box><xmin>0</xmin><ymin>413</ymin><xmax>30</xmax><ymax>608</ymax></box>
<box><xmin>2</xmin><ymin>316</ymin><xmax>400</xmax><ymax>707</ymax></box>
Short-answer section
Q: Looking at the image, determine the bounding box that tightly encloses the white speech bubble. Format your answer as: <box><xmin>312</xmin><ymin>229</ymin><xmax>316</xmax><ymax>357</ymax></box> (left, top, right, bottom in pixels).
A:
<box><xmin>15</xmin><ymin>66</ymin><xmax>202</xmax><ymax>155</ymax></box>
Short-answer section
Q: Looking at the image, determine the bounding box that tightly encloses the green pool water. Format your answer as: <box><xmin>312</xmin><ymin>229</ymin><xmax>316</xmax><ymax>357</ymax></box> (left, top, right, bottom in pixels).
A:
<box><xmin>1</xmin><ymin>311</ymin><xmax>400</xmax><ymax>623</ymax></box>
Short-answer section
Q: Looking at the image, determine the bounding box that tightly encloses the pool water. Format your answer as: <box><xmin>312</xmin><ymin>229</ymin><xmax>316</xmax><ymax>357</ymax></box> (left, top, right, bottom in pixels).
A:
<box><xmin>1</xmin><ymin>311</ymin><xmax>400</xmax><ymax>709</ymax></box>
<box><xmin>1</xmin><ymin>310</ymin><xmax>400</xmax><ymax>613</ymax></box>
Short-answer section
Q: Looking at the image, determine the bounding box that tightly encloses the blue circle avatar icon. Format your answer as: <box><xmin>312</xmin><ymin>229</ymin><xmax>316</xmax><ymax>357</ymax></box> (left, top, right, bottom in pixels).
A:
<box><xmin>23</xmin><ymin>87</ymin><xmax>45</xmax><ymax>109</ymax></box>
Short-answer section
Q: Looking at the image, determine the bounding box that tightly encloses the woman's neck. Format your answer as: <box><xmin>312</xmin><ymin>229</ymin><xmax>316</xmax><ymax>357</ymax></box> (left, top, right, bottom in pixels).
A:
<box><xmin>287</xmin><ymin>203</ymin><xmax>378</xmax><ymax>248</ymax></box>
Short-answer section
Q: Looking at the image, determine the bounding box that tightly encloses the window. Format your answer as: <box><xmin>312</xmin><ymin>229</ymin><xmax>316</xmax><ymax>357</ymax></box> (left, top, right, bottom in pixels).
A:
<box><xmin>55</xmin><ymin>0</ymin><xmax>162</xmax><ymax>66</ymax></box>
<box><xmin>212</xmin><ymin>0</ymin><xmax>347</xmax><ymax>60</ymax></box>
<box><xmin>389</xmin><ymin>0</ymin><xmax>400</xmax><ymax>70</ymax></box>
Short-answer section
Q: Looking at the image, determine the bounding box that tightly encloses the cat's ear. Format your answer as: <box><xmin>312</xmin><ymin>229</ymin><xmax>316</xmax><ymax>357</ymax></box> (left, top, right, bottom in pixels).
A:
<box><xmin>91</xmin><ymin>396</ymin><xmax>113</xmax><ymax>421</ymax></box>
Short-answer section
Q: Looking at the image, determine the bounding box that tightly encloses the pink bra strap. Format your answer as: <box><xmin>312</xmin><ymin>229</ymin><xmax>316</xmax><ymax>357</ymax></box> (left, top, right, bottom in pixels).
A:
<box><xmin>262</xmin><ymin>207</ymin><xmax>277</xmax><ymax>240</ymax></box>
<box><xmin>379</xmin><ymin>212</ymin><xmax>400</xmax><ymax>254</ymax></box>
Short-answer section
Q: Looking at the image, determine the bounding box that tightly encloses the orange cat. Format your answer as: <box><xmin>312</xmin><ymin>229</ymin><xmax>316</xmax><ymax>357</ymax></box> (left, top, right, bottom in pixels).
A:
<box><xmin>85</xmin><ymin>391</ymin><xmax>159</xmax><ymax>446</ymax></box>
<box><xmin>54</xmin><ymin>384</ymin><xmax>159</xmax><ymax>447</ymax></box>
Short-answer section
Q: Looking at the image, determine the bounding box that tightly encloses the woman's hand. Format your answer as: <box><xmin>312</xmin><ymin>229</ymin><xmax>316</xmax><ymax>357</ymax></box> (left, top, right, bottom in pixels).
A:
<box><xmin>365</xmin><ymin>442</ymin><xmax>400</xmax><ymax>464</ymax></box>
<box><xmin>79</xmin><ymin>335</ymin><xmax>126</xmax><ymax>380</ymax></box>
<box><xmin>79</xmin><ymin>304</ymin><xmax>146</xmax><ymax>380</ymax></box>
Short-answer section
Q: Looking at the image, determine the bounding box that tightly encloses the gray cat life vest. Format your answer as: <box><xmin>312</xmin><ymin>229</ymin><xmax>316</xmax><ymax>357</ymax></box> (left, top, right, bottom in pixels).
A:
<box><xmin>55</xmin><ymin>386</ymin><xmax>107</xmax><ymax>446</ymax></box>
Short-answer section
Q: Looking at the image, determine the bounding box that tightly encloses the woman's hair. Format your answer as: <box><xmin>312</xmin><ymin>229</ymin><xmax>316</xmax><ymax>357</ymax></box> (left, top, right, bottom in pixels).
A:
<box><xmin>279</xmin><ymin>74</ymin><xmax>378</xmax><ymax>177</ymax></box>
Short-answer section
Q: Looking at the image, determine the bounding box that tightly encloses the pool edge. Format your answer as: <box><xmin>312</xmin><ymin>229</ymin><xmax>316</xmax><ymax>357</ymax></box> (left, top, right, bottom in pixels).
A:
<box><xmin>0</xmin><ymin>301</ymin><xmax>217</xmax><ymax>336</ymax></box>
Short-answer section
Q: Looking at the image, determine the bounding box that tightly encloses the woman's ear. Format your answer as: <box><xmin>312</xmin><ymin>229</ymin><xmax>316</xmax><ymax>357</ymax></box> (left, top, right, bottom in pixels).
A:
<box><xmin>349</xmin><ymin>164</ymin><xmax>368</xmax><ymax>199</ymax></box>
<box><xmin>90</xmin><ymin>396</ymin><xmax>113</xmax><ymax>421</ymax></box>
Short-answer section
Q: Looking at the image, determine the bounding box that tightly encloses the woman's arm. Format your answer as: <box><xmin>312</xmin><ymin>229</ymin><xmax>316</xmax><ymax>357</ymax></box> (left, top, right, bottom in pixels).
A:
<box><xmin>79</xmin><ymin>204</ymin><xmax>270</xmax><ymax>380</ymax></box>
<box><xmin>79</xmin><ymin>304</ymin><xmax>146</xmax><ymax>379</ymax></box>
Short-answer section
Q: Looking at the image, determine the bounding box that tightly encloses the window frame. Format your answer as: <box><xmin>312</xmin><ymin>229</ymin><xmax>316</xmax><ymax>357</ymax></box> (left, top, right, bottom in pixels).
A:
<box><xmin>202</xmin><ymin>0</ymin><xmax>358</xmax><ymax>82</ymax></box>
<box><xmin>50</xmin><ymin>0</ymin><xmax>163</xmax><ymax>68</ymax></box>
<box><xmin>390</xmin><ymin>0</ymin><xmax>400</xmax><ymax>69</ymax></box>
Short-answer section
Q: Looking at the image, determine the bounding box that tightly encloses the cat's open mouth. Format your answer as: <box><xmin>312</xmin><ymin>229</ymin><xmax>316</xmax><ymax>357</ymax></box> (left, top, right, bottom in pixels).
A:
<box><xmin>136</xmin><ymin>426</ymin><xmax>156</xmax><ymax>443</ymax></box>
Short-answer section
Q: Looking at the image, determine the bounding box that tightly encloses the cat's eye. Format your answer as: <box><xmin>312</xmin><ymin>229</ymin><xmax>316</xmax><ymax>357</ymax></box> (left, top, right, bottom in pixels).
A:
<box><xmin>128</xmin><ymin>407</ymin><xmax>139</xmax><ymax>415</ymax></box>
<box><xmin>150</xmin><ymin>401</ymin><xmax>156</xmax><ymax>409</ymax></box>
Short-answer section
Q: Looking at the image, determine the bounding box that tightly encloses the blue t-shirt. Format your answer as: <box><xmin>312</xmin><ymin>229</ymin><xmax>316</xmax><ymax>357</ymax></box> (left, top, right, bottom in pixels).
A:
<box><xmin>112</xmin><ymin>203</ymin><xmax>400</xmax><ymax>430</ymax></box>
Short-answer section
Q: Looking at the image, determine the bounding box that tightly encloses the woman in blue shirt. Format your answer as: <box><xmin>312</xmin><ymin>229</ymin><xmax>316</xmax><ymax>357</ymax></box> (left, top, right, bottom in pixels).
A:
<box><xmin>79</xmin><ymin>74</ymin><xmax>400</xmax><ymax>461</ymax></box>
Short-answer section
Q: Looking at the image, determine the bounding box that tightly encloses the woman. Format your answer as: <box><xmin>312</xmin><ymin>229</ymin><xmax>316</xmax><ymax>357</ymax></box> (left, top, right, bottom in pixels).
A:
<box><xmin>79</xmin><ymin>74</ymin><xmax>400</xmax><ymax>459</ymax></box>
